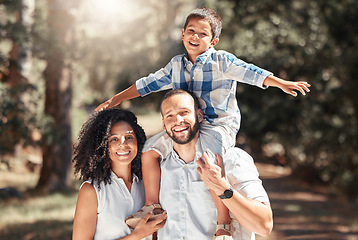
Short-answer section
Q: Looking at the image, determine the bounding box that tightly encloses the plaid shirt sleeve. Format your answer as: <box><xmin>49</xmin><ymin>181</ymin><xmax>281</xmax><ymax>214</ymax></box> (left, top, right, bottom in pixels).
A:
<box><xmin>135</xmin><ymin>58</ymin><xmax>174</xmax><ymax>97</ymax></box>
<box><xmin>223</xmin><ymin>52</ymin><xmax>273</xmax><ymax>89</ymax></box>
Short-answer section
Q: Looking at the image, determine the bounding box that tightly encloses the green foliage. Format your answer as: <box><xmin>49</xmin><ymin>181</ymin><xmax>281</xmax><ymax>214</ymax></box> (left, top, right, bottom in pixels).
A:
<box><xmin>0</xmin><ymin>81</ymin><xmax>54</xmax><ymax>155</ymax></box>
<box><xmin>0</xmin><ymin>0</ymin><xmax>22</xmax><ymax>12</ymax></box>
<box><xmin>207</xmin><ymin>0</ymin><xmax>358</xmax><ymax>198</ymax></box>
<box><xmin>0</xmin><ymin>83</ymin><xmax>37</xmax><ymax>154</ymax></box>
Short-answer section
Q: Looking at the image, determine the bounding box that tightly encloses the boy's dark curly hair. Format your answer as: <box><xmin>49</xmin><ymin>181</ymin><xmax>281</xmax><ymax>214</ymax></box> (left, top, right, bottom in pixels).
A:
<box><xmin>72</xmin><ymin>109</ymin><xmax>146</xmax><ymax>188</ymax></box>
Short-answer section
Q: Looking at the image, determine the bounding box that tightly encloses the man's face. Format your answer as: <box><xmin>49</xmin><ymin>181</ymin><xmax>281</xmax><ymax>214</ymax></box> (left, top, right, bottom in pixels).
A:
<box><xmin>161</xmin><ymin>93</ymin><xmax>202</xmax><ymax>145</ymax></box>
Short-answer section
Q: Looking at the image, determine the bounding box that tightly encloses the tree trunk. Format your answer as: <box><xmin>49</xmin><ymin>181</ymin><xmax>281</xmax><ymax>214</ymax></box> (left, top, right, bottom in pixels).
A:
<box><xmin>35</xmin><ymin>0</ymin><xmax>79</xmax><ymax>194</ymax></box>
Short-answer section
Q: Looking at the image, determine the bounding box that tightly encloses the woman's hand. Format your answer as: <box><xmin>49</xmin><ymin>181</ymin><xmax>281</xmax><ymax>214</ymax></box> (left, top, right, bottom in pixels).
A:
<box><xmin>122</xmin><ymin>211</ymin><xmax>167</xmax><ymax>240</ymax></box>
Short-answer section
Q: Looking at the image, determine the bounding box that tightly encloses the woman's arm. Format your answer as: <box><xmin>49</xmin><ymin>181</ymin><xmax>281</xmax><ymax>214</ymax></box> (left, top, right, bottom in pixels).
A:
<box><xmin>73</xmin><ymin>183</ymin><xmax>167</xmax><ymax>240</ymax></box>
<box><xmin>72</xmin><ymin>183</ymin><xmax>98</xmax><ymax>240</ymax></box>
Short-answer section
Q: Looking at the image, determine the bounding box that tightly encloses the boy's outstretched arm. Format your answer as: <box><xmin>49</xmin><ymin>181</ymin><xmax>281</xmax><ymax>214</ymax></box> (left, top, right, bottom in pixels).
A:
<box><xmin>263</xmin><ymin>75</ymin><xmax>310</xmax><ymax>97</ymax></box>
<box><xmin>95</xmin><ymin>84</ymin><xmax>140</xmax><ymax>112</ymax></box>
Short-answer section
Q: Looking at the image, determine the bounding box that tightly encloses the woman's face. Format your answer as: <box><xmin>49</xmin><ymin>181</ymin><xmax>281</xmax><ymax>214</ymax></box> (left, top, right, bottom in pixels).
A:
<box><xmin>108</xmin><ymin>121</ymin><xmax>138</xmax><ymax>166</ymax></box>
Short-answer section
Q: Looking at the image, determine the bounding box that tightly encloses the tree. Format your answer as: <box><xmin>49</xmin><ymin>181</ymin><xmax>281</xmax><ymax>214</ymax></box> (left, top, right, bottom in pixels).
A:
<box><xmin>35</xmin><ymin>0</ymin><xmax>80</xmax><ymax>193</ymax></box>
<box><xmin>207</xmin><ymin>0</ymin><xmax>358</xmax><ymax>197</ymax></box>
<box><xmin>0</xmin><ymin>0</ymin><xmax>37</xmax><ymax>157</ymax></box>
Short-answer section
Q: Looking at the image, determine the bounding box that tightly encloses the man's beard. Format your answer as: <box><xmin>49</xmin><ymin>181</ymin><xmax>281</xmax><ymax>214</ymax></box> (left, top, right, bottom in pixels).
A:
<box><xmin>165</xmin><ymin>116</ymin><xmax>200</xmax><ymax>145</ymax></box>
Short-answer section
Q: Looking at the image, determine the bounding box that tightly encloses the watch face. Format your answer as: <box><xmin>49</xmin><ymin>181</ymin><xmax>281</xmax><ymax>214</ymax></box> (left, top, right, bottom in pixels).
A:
<box><xmin>219</xmin><ymin>187</ymin><xmax>234</xmax><ymax>199</ymax></box>
<box><xmin>224</xmin><ymin>189</ymin><xmax>233</xmax><ymax>198</ymax></box>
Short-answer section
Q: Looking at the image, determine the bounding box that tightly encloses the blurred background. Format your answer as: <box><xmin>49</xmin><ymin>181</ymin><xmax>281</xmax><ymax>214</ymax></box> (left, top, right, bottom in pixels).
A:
<box><xmin>0</xmin><ymin>0</ymin><xmax>357</xmax><ymax>239</ymax></box>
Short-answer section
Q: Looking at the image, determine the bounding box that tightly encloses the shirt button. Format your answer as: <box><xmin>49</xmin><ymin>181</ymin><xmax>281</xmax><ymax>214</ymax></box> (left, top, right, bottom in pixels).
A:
<box><xmin>180</xmin><ymin>211</ymin><xmax>184</xmax><ymax>215</ymax></box>
<box><xmin>181</xmin><ymin>186</ymin><xmax>185</xmax><ymax>191</ymax></box>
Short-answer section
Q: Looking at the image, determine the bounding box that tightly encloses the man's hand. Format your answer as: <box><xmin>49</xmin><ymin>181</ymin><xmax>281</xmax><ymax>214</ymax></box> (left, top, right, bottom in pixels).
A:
<box><xmin>196</xmin><ymin>152</ymin><xmax>231</xmax><ymax>196</ymax></box>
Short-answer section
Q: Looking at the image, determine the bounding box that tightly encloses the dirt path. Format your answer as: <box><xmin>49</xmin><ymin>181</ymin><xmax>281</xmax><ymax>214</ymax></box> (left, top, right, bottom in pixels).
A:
<box><xmin>255</xmin><ymin>162</ymin><xmax>358</xmax><ymax>240</ymax></box>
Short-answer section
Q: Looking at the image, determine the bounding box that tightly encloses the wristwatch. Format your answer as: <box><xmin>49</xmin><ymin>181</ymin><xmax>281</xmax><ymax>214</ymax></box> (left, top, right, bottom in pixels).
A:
<box><xmin>218</xmin><ymin>186</ymin><xmax>234</xmax><ymax>199</ymax></box>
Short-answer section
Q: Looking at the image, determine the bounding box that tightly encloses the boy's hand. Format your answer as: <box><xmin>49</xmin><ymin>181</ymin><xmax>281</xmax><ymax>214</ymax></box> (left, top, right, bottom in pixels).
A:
<box><xmin>263</xmin><ymin>75</ymin><xmax>311</xmax><ymax>97</ymax></box>
<box><xmin>95</xmin><ymin>98</ymin><xmax>121</xmax><ymax>112</ymax></box>
<box><xmin>95</xmin><ymin>84</ymin><xmax>140</xmax><ymax>112</ymax></box>
<box><xmin>280</xmin><ymin>81</ymin><xmax>311</xmax><ymax>97</ymax></box>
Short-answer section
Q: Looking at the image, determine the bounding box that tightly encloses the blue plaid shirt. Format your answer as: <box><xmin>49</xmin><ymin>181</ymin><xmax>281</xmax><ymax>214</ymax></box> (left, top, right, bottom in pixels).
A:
<box><xmin>136</xmin><ymin>48</ymin><xmax>272</xmax><ymax>130</ymax></box>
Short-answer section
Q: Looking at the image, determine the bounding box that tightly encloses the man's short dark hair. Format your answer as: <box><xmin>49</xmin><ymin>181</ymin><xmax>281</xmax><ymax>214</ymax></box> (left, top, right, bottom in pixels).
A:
<box><xmin>183</xmin><ymin>7</ymin><xmax>222</xmax><ymax>40</ymax></box>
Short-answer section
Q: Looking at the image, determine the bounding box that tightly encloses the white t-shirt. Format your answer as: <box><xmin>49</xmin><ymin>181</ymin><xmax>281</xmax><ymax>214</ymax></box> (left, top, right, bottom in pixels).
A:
<box><xmin>81</xmin><ymin>172</ymin><xmax>151</xmax><ymax>240</ymax></box>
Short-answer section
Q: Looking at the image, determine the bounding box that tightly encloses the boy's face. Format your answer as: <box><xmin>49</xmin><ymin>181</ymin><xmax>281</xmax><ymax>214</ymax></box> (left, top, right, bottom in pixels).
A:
<box><xmin>182</xmin><ymin>17</ymin><xmax>219</xmax><ymax>63</ymax></box>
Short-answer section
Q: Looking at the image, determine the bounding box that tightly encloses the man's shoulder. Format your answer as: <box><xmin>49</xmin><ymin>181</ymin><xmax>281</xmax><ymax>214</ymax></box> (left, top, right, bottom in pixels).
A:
<box><xmin>224</xmin><ymin>147</ymin><xmax>254</xmax><ymax>163</ymax></box>
<box><xmin>224</xmin><ymin>147</ymin><xmax>259</xmax><ymax>177</ymax></box>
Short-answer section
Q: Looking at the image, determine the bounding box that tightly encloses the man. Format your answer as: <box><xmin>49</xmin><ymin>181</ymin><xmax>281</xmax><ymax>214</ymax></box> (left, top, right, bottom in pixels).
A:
<box><xmin>152</xmin><ymin>89</ymin><xmax>273</xmax><ymax>239</ymax></box>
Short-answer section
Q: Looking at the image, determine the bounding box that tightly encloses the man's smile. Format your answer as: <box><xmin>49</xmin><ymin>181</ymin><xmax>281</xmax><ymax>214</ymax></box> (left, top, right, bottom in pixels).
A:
<box><xmin>172</xmin><ymin>125</ymin><xmax>189</xmax><ymax>133</ymax></box>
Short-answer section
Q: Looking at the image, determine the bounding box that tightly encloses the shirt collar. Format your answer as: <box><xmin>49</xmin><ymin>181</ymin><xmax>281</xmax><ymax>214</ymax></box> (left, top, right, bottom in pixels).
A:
<box><xmin>183</xmin><ymin>47</ymin><xmax>215</xmax><ymax>66</ymax></box>
<box><xmin>196</xmin><ymin>47</ymin><xmax>215</xmax><ymax>64</ymax></box>
<box><xmin>132</xmin><ymin>174</ymin><xmax>140</xmax><ymax>183</ymax></box>
<box><xmin>167</xmin><ymin>147</ymin><xmax>199</xmax><ymax>166</ymax></box>
<box><xmin>110</xmin><ymin>171</ymin><xmax>139</xmax><ymax>183</ymax></box>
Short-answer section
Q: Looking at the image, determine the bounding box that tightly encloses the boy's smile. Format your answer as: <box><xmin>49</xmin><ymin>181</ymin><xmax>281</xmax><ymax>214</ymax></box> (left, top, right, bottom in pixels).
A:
<box><xmin>182</xmin><ymin>17</ymin><xmax>219</xmax><ymax>63</ymax></box>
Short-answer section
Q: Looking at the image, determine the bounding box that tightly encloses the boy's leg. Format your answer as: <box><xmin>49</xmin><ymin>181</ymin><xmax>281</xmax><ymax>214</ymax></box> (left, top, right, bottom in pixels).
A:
<box><xmin>198</xmin><ymin>122</ymin><xmax>237</xmax><ymax>238</ymax></box>
<box><xmin>142</xmin><ymin>150</ymin><xmax>161</xmax><ymax>205</ymax></box>
<box><xmin>125</xmin><ymin>149</ymin><xmax>163</xmax><ymax>229</ymax></box>
<box><xmin>210</xmin><ymin>189</ymin><xmax>232</xmax><ymax>236</ymax></box>
<box><xmin>126</xmin><ymin>131</ymin><xmax>171</xmax><ymax>228</ymax></box>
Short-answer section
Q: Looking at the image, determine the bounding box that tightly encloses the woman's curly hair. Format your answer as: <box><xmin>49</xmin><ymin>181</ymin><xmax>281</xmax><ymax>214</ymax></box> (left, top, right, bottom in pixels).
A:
<box><xmin>72</xmin><ymin>109</ymin><xmax>146</xmax><ymax>188</ymax></box>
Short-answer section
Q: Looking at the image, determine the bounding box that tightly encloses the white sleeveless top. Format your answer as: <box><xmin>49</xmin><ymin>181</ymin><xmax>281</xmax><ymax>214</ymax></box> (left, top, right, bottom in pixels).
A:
<box><xmin>81</xmin><ymin>172</ymin><xmax>151</xmax><ymax>240</ymax></box>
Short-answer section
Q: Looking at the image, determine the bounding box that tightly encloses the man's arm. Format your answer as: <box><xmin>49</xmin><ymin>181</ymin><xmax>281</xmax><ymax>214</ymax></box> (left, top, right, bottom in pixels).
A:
<box><xmin>196</xmin><ymin>152</ymin><xmax>273</xmax><ymax>236</ymax></box>
<box><xmin>263</xmin><ymin>75</ymin><xmax>310</xmax><ymax>97</ymax></box>
<box><xmin>95</xmin><ymin>84</ymin><xmax>140</xmax><ymax>111</ymax></box>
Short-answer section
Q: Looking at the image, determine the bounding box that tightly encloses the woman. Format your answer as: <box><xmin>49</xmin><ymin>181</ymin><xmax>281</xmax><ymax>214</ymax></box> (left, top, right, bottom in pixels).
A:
<box><xmin>72</xmin><ymin>109</ymin><xmax>166</xmax><ymax>240</ymax></box>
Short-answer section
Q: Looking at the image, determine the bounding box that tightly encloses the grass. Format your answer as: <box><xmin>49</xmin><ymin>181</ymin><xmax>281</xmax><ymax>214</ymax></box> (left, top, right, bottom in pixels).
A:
<box><xmin>0</xmin><ymin>193</ymin><xmax>76</xmax><ymax>240</ymax></box>
<box><xmin>0</xmin><ymin>161</ymin><xmax>78</xmax><ymax>240</ymax></box>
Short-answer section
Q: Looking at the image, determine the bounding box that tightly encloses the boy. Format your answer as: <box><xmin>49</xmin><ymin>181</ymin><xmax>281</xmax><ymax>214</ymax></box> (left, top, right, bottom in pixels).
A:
<box><xmin>96</xmin><ymin>7</ymin><xmax>310</xmax><ymax>239</ymax></box>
